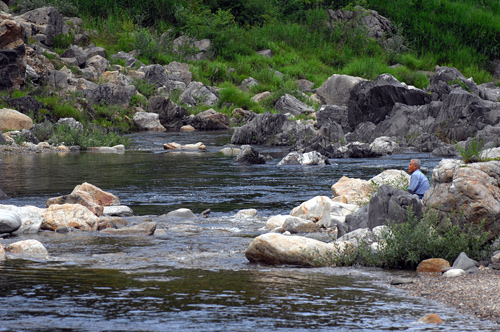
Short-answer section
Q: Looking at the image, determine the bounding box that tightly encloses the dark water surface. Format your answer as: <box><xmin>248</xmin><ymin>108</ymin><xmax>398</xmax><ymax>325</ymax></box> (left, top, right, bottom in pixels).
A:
<box><xmin>0</xmin><ymin>131</ymin><xmax>497</xmax><ymax>331</ymax></box>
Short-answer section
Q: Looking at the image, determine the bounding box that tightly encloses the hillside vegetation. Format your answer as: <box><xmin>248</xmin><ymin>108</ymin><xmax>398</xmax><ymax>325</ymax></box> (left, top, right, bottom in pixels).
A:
<box><xmin>4</xmin><ymin>0</ymin><xmax>500</xmax><ymax>140</ymax></box>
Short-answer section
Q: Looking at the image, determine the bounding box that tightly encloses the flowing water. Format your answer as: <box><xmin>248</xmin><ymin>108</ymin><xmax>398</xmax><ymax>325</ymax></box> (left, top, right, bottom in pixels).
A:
<box><xmin>0</xmin><ymin>131</ymin><xmax>497</xmax><ymax>331</ymax></box>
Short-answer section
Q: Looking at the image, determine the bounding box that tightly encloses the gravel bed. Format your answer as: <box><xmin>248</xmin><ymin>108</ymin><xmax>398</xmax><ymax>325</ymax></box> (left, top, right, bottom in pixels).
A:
<box><xmin>392</xmin><ymin>268</ymin><xmax>500</xmax><ymax>324</ymax></box>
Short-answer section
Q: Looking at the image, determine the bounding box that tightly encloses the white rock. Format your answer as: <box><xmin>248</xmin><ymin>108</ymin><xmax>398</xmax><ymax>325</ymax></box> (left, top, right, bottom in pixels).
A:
<box><xmin>233</xmin><ymin>209</ymin><xmax>258</xmax><ymax>219</ymax></box>
<box><xmin>443</xmin><ymin>269</ymin><xmax>466</xmax><ymax>277</ymax></box>
<box><xmin>7</xmin><ymin>239</ymin><xmax>48</xmax><ymax>257</ymax></box>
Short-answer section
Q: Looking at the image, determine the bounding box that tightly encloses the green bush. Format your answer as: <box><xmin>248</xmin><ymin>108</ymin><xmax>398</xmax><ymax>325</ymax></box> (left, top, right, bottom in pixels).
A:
<box><xmin>456</xmin><ymin>135</ymin><xmax>484</xmax><ymax>163</ymax></box>
<box><xmin>375</xmin><ymin>208</ymin><xmax>493</xmax><ymax>269</ymax></box>
<box><xmin>49</xmin><ymin>125</ymin><xmax>130</xmax><ymax>149</ymax></box>
<box><xmin>132</xmin><ymin>78</ymin><xmax>156</xmax><ymax>99</ymax></box>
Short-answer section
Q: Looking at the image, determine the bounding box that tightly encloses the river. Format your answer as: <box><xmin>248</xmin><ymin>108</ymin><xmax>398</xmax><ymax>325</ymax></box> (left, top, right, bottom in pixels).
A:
<box><xmin>0</xmin><ymin>131</ymin><xmax>497</xmax><ymax>331</ymax></box>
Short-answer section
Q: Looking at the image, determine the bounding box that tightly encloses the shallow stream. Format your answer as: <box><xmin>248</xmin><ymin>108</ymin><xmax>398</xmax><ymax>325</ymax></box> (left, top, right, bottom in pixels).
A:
<box><xmin>0</xmin><ymin>131</ymin><xmax>497</xmax><ymax>331</ymax></box>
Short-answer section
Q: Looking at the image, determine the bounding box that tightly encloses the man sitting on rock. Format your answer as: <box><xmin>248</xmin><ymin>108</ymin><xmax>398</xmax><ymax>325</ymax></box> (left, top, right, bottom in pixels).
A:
<box><xmin>407</xmin><ymin>159</ymin><xmax>430</xmax><ymax>199</ymax></box>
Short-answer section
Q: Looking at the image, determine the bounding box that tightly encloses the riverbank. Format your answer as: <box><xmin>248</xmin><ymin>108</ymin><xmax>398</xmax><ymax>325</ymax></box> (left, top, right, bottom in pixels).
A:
<box><xmin>391</xmin><ymin>268</ymin><xmax>500</xmax><ymax>324</ymax></box>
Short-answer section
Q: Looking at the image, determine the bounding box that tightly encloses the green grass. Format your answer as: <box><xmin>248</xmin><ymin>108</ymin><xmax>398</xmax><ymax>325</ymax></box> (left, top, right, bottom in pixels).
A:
<box><xmin>49</xmin><ymin>125</ymin><xmax>130</xmax><ymax>149</ymax></box>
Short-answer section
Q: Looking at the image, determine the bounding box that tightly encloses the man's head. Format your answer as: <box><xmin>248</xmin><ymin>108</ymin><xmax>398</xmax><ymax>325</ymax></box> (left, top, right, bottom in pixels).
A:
<box><xmin>409</xmin><ymin>159</ymin><xmax>421</xmax><ymax>174</ymax></box>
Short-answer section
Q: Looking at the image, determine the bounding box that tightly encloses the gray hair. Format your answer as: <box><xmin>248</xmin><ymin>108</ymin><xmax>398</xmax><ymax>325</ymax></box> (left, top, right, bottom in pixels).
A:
<box><xmin>412</xmin><ymin>159</ymin><xmax>421</xmax><ymax>168</ymax></box>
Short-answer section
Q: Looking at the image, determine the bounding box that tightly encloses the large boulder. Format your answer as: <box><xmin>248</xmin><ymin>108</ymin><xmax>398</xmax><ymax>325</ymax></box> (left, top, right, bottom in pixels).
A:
<box><xmin>347</xmin><ymin>74</ymin><xmax>430</xmax><ymax>130</ymax></box>
<box><xmin>235</xmin><ymin>145</ymin><xmax>266</xmax><ymax>164</ymax></box>
<box><xmin>290</xmin><ymin>196</ymin><xmax>357</xmax><ymax>228</ymax></box>
<box><xmin>428</xmin><ymin>89</ymin><xmax>500</xmax><ymax>142</ymax></box>
<box><xmin>164</xmin><ymin>61</ymin><xmax>192</xmax><ymax>85</ymax></box>
<box><xmin>327</xmin><ymin>6</ymin><xmax>405</xmax><ymax>51</ymax></box>
<box><xmin>0</xmin><ymin>210</ymin><xmax>21</xmax><ymax>234</ymax></box>
<box><xmin>84</xmin><ymin>83</ymin><xmax>136</xmax><ymax>106</ymax></box>
<box><xmin>0</xmin><ymin>108</ymin><xmax>33</xmax><ymax>131</ymax></box>
<box><xmin>147</xmin><ymin>96</ymin><xmax>188</xmax><ymax>131</ymax></box>
<box><xmin>0</xmin><ymin>18</ymin><xmax>27</xmax><ymax>89</ymax></box>
<box><xmin>423</xmin><ymin>159</ymin><xmax>500</xmax><ymax>240</ymax></box>
<box><xmin>144</xmin><ymin>64</ymin><xmax>169</xmax><ymax>87</ymax></box>
<box><xmin>42</xmin><ymin>204</ymin><xmax>99</xmax><ymax>231</ymax></box>
<box><xmin>245</xmin><ymin>233</ymin><xmax>341</xmax><ymax>266</ymax></box>
<box><xmin>316</xmin><ymin>105</ymin><xmax>350</xmax><ymax>132</ymax></box>
<box><xmin>316</xmin><ymin>74</ymin><xmax>366</xmax><ymax>106</ymax></box>
<box><xmin>331</xmin><ymin>176</ymin><xmax>371</xmax><ymax>206</ymax></box>
<box><xmin>190</xmin><ymin>109</ymin><xmax>229</xmax><ymax>130</ymax></box>
<box><xmin>17</xmin><ymin>7</ymin><xmax>66</xmax><ymax>47</ymax></box>
<box><xmin>274</xmin><ymin>93</ymin><xmax>314</xmax><ymax>116</ymax></box>
<box><xmin>368</xmin><ymin>184</ymin><xmax>422</xmax><ymax>230</ymax></box>
<box><xmin>0</xmin><ymin>204</ymin><xmax>44</xmax><ymax>234</ymax></box>
<box><xmin>60</xmin><ymin>45</ymin><xmax>87</xmax><ymax>67</ymax></box>
<box><xmin>179</xmin><ymin>81</ymin><xmax>219</xmax><ymax>107</ymax></box>
<box><xmin>133</xmin><ymin>111</ymin><xmax>166</xmax><ymax>131</ymax></box>
<box><xmin>231</xmin><ymin>112</ymin><xmax>315</xmax><ymax>147</ymax></box>
<box><xmin>427</xmin><ymin>66</ymin><xmax>479</xmax><ymax>101</ymax></box>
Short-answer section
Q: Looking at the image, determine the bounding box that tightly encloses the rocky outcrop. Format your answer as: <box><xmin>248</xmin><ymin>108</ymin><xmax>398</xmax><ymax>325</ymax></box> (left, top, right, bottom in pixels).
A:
<box><xmin>17</xmin><ymin>7</ymin><xmax>66</xmax><ymax>47</ymax></box>
<box><xmin>423</xmin><ymin>159</ymin><xmax>500</xmax><ymax>240</ymax></box>
<box><xmin>147</xmin><ymin>96</ymin><xmax>188</xmax><ymax>131</ymax></box>
<box><xmin>327</xmin><ymin>6</ymin><xmax>405</xmax><ymax>52</ymax></box>
<box><xmin>84</xmin><ymin>82</ymin><xmax>136</xmax><ymax>106</ymax></box>
<box><xmin>0</xmin><ymin>17</ymin><xmax>27</xmax><ymax>89</ymax></box>
<box><xmin>347</xmin><ymin>74</ymin><xmax>430</xmax><ymax>129</ymax></box>
<box><xmin>231</xmin><ymin>112</ymin><xmax>315</xmax><ymax>147</ymax></box>
<box><xmin>274</xmin><ymin>93</ymin><xmax>314</xmax><ymax>116</ymax></box>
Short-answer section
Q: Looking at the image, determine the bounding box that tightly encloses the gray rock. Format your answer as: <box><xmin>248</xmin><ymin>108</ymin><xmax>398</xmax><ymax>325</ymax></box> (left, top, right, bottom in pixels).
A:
<box><xmin>368</xmin><ymin>184</ymin><xmax>422</xmax><ymax>229</ymax></box>
<box><xmin>316</xmin><ymin>74</ymin><xmax>366</xmax><ymax>106</ymax></box>
<box><xmin>452</xmin><ymin>252</ymin><xmax>478</xmax><ymax>272</ymax></box>
<box><xmin>231</xmin><ymin>112</ymin><xmax>315</xmax><ymax>148</ymax></box>
<box><xmin>275</xmin><ymin>93</ymin><xmax>314</xmax><ymax>116</ymax></box>
<box><xmin>60</xmin><ymin>45</ymin><xmax>87</xmax><ymax>66</ymax></box>
<box><xmin>0</xmin><ymin>210</ymin><xmax>22</xmax><ymax>233</ymax></box>
<box><xmin>164</xmin><ymin>61</ymin><xmax>192</xmax><ymax>85</ymax></box>
<box><xmin>347</xmin><ymin>74</ymin><xmax>430</xmax><ymax>130</ymax></box>
<box><xmin>281</xmin><ymin>216</ymin><xmax>321</xmax><ymax>234</ymax></box>
<box><xmin>241</xmin><ymin>77</ymin><xmax>259</xmax><ymax>89</ymax></box>
<box><xmin>257</xmin><ymin>49</ymin><xmax>272</xmax><ymax>58</ymax></box>
<box><xmin>133</xmin><ymin>112</ymin><xmax>166</xmax><ymax>132</ymax></box>
<box><xmin>103</xmin><ymin>205</ymin><xmax>134</xmax><ymax>217</ymax></box>
<box><xmin>56</xmin><ymin>118</ymin><xmax>84</xmax><ymax>131</ymax></box>
<box><xmin>427</xmin><ymin>66</ymin><xmax>479</xmax><ymax>100</ymax></box>
<box><xmin>179</xmin><ymin>81</ymin><xmax>219</xmax><ymax>107</ymax></box>
<box><xmin>100</xmin><ymin>222</ymin><xmax>156</xmax><ymax>236</ymax></box>
<box><xmin>147</xmin><ymin>96</ymin><xmax>188</xmax><ymax>131</ymax></box>
<box><xmin>84</xmin><ymin>83</ymin><xmax>136</xmax><ymax>106</ymax></box>
<box><xmin>235</xmin><ymin>145</ymin><xmax>266</xmax><ymax>165</ymax></box>
<box><xmin>44</xmin><ymin>70</ymin><xmax>68</xmax><ymax>89</ymax></box>
<box><xmin>85</xmin><ymin>46</ymin><xmax>107</xmax><ymax>59</ymax></box>
<box><xmin>19</xmin><ymin>7</ymin><xmax>65</xmax><ymax>47</ymax></box>
<box><xmin>144</xmin><ymin>64</ymin><xmax>169</xmax><ymax>87</ymax></box>
<box><xmin>112</xmin><ymin>51</ymin><xmax>144</xmax><ymax>68</ymax></box>
<box><xmin>337</xmin><ymin>228</ymin><xmax>375</xmax><ymax>244</ymax></box>
<box><xmin>316</xmin><ymin>105</ymin><xmax>350</xmax><ymax>132</ymax></box>
<box><xmin>166</xmin><ymin>208</ymin><xmax>197</xmax><ymax>219</ymax></box>
<box><xmin>0</xmin><ymin>129</ymin><xmax>6</xmax><ymax>145</ymax></box>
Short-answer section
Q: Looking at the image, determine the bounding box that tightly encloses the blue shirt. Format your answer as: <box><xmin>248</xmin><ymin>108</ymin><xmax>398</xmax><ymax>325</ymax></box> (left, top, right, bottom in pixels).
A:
<box><xmin>408</xmin><ymin>169</ymin><xmax>430</xmax><ymax>198</ymax></box>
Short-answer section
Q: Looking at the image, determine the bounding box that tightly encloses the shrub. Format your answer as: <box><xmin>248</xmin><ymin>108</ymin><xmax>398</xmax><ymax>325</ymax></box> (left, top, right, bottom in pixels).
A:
<box><xmin>456</xmin><ymin>135</ymin><xmax>484</xmax><ymax>163</ymax></box>
<box><xmin>376</xmin><ymin>208</ymin><xmax>493</xmax><ymax>269</ymax></box>
<box><xmin>49</xmin><ymin>125</ymin><xmax>130</xmax><ymax>149</ymax></box>
<box><xmin>132</xmin><ymin>79</ymin><xmax>156</xmax><ymax>99</ymax></box>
